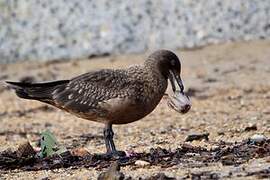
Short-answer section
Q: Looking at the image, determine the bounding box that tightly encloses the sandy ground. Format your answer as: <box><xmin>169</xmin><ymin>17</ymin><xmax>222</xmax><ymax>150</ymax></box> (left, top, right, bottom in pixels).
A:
<box><xmin>0</xmin><ymin>40</ymin><xmax>270</xmax><ymax>179</ymax></box>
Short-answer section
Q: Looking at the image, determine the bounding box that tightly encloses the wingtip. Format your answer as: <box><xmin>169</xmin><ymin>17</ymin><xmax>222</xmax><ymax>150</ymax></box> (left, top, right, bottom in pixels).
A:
<box><xmin>5</xmin><ymin>81</ymin><xmax>14</xmax><ymax>86</ymax></box>
<box><xmin>4</xmin><ymin>81</ymin><xmax>22</xmax><ymax>89</ymax></box>
<box><xmin>2</xmin><ymin>80</ymin><xmax>11</xmax><ymax>87</ymax></box>
<box><xmin>5</xmin><ymin>81</ymin><xmax>12</xmax><ymax>85</ymax></box>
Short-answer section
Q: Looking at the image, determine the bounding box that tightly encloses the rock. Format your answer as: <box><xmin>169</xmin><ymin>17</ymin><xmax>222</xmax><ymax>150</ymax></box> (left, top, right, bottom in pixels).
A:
<box><xmin>125</xmin><ymin>150</ymin><xmax>138</xmax><ymax>158</ymax></box>
<box><xmin>221</xmin><ymin>154</ymin><xmax>236</xmax><ymax>166</ymax></box>
<box><xmin>244</xmin><ymin>123</ymin><xmax>257</xmax><ymax>131</ymax></box>
<box><xmin>185</xmin><ymin>133</ymin><xmax>209</xmax><ymax>142</ymax></box>
<box><xmin>71</xmin><ymin>147</ymin><xmax>90</xmax><ymax>157</ymax></box>
<box><xmin>16</xmin><ymin>141</ymin><xmax>36</xmax><ymax>158</ymax></box>
<box><xmin>97</xmin><ymin>161</ymin><xmax>125</xmax><ymax>180</ymax></box>
<box><xmin>211</xmin><ymin>145</ymin><xmax>220</xmax><ymax>151</ymax></box>
<box><xmin>146</xmin><ymin>173</ymin><xmax>176</xmax><ymax>180</ymax></box>
<box><xmin>249</xmin><ymin>134</ymin><xmax>267</xmax><ymax>144</ymax></box>
<box><xmin>135</xmin><ymin>160</ymin><xmax>150</xmax><ymax>167</ymax></box>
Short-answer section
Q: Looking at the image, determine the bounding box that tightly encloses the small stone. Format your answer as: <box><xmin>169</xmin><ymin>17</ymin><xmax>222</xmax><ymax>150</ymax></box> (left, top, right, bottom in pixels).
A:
<box><xmin>262</xmin><ymin>109</ymin><xmax>270</xmax><ymax>114</ymax></box>
<box><xmin>125</xmin><ymin>150</ymin><xmax>137</xmax><ymax>157</ymax></box>
<box><xmin>211</xmin><ymin>145</ymin><xmax>220</xmax><ymax>151</ymax></box>
<box><xmin>71</xmin><ymin>147</ymin><xmax>90</xmax><ymax>157</ymax></box>
<box><xmin>135</xmin><ymin>160</ymin><xmax>150</xmax><ymax>167</ymax></box>
<box><xmin>217</xmin><ymin>131</ymin><xmax>225</xmax><ymax>136</ymax></box>
<box><xmin>221</xmin><ymin>154</ymin><xmax>235</xmax><ymax>166</ymax></box>
<box><xmin>185</xmin><ymin>133</ymin><xmax>209</xmax><ymax>142</ymax></box>
<box><xmin>147</xmin><ymin>173</ymin><xmax>176</xmax><ymax>180</ymax></box>
<box><xmin>244</xmin><ymin>123</ymin><xmax>257</xmax><ymax>131</ymax></box>
<box><xmin>98</xmin><ymin>161</ymin><xmax>125</xmax><ymax>180</ymax></box>
<box><xmin>16</xmin><ymin>141</ymin><xmax>36</xmax><ymax>158</ymax></box>
<box><xmin>250</xmin><ymin>116</ymin><xmax>258</xmax><ymax>121</ymax></box>
<box><xmin>249</xmin><ymin>134</ymin><xmax>267</xmax><ymax>144</ymax></box>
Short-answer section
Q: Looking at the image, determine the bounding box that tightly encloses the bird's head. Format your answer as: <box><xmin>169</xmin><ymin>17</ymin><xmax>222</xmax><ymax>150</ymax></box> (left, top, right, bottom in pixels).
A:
<box><xmin>147</xmin><ymin>50</ymin><xmax>191</xmax><ymax>113</ymax></box>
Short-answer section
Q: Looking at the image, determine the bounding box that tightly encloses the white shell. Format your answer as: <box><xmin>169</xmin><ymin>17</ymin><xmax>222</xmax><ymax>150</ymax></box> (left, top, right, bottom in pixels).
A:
<box><xmin>250</xmin><ymin>134</ymin><xmax>267</xmax><ymax>143</ymax></box>
<box><xmin>167</xmin><ymin>90</ymin><xmax>191</xmax><ymax>113</ymax></box>
<box><xmin>135</xmin><ymin>160</ymin><xmax>150</xmax><ymax>167</ymax></box>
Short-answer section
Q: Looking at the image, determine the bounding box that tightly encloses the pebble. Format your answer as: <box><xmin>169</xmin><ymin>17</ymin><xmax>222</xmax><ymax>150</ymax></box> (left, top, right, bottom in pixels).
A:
<box><xmin>71</xmin><ymin>147</ymin><xmax>90</xmax><ymax>157</ymax></box>
<box><xmin>249</xmin><ymin>134</ymin><xmax>267</xmax><ymax>144</ymax></box>
<box><xmin>16</xmin><ymin>141</ymin><xmax>36</xmax><ymax>158</ymax></box>
<box><xmin>135</xmin><ymin>160</ymin><xmax>150</xmax><ymax>167</ymax></box>
<box><xmin>244</xmin><ymin>123</ymin><xmax>257</xmax><ymax>132</ymax></box>
<box><xmin>1</xmin><ymin>1</ymin><xmax>270</xmax><ymax>63</ymax></box>
<box><xmin>98</xmin><ymin>161</ymin><xmax>125</xmax><ymax>180</ymax></box>
<box><xmin>185</xmin><ymin>133</ymin><xmax>209</xmax><ymax>142</ymax></box>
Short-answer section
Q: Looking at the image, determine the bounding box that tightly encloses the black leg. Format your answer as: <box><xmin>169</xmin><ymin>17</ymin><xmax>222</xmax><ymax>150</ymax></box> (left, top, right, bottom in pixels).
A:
<box><xmin>104</xmin><ymin>123</ymin><xmax>116</xmax><ymax>153</ymax></box>
<box><xmin>103</xmin><ymin>123</ymin><xmax>125</xmax><ymax>157</ymax></box>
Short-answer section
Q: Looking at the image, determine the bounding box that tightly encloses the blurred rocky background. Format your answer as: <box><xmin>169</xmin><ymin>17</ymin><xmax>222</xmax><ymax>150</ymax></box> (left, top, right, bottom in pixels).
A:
<box><xmin>0</xmin><ymin>0</ymin><xmax>270</xmax><ymax>63</ymax></box>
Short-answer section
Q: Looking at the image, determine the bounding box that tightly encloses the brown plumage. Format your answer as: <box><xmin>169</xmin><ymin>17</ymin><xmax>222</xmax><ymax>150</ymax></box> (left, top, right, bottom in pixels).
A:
<box><xmin>6</xmin><ymin>50</ymin><xmax>191</xmax><ymax>157</ymax></box>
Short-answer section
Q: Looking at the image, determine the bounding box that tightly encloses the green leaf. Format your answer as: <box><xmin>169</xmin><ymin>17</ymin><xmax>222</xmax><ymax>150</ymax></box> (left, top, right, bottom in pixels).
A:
<box><xmin>38</xmin><ymin>130</ymin><xmax>66</xmax><ymax>158</ymax></box>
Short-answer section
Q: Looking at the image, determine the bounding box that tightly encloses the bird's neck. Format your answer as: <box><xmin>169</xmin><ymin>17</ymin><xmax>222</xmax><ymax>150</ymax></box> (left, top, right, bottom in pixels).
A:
<box><xmin>140</xmin><ymin>61</ymin><xmax>168</xmax><ymax>106</ymax></box>
<box><xmin>144</xmin><ymin>58</ymin><xmax>166</xmax><ymax>79</ymax></box>
<box><xmin>142</xmin><ymin>59</ymin><xmax>168</xmax><ymax>93</ymax></box>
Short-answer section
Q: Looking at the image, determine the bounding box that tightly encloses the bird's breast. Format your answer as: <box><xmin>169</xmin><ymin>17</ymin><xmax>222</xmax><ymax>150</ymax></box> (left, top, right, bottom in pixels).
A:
<box><xmin>99</xmin><ymin>78</ymin><xmax>167</xmax><ymax>124</ymax></box>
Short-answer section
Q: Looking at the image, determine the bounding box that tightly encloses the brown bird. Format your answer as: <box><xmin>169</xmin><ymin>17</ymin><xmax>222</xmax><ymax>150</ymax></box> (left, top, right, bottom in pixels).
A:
<box><xmin>6</xmin><ymin>50</ymin><xmax>191</xmax><ymax>157</ymax></box>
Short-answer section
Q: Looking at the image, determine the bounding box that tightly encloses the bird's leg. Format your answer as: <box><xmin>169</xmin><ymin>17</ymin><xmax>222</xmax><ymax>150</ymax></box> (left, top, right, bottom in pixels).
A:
<box><xmin>103</xmin><ymin>123</ymin><xmax>125</xmax><ymax>157</ymax></box>
<box><xmin>104</xmin><ymin>123</ymin><xmax>116</xmax><ymax>153</ymax></box>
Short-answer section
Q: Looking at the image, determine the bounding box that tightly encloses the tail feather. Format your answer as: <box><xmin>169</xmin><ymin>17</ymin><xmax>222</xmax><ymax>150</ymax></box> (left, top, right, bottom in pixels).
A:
<box><xmin>6</xmin><ymin>80</ymin><xmax>69</xmax><ymax>101</ymax></box>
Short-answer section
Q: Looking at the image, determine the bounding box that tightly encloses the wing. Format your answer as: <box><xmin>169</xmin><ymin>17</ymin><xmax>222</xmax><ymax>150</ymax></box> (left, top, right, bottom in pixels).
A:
<box><xmin>51</xmin><ymin>69</ymin><xmax>135</xmax><ymax>115</ymax></box>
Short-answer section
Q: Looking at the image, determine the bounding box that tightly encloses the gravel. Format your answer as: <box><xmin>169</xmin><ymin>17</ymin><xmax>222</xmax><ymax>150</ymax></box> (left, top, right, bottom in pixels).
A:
<box><xmin>0</xmin><ymin>40</ymin><xmax>270</xmax><ymax>179</ymax></box>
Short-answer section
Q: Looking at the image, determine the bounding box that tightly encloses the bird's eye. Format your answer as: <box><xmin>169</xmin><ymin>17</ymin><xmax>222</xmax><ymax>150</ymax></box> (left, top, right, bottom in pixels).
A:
<box><xmin>170</xmin><ymin>60</ymin><xmax>175</xmax><ymax>66</ymax></box>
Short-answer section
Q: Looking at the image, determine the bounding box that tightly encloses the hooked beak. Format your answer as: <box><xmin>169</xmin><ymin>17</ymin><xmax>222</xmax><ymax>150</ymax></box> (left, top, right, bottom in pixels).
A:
<box><xmin>168</xmin><ymin>70</ymin><xmax>184</xmax><ymax>93</ymax></box>
<box><xmin>168</xmin><ymin>70</ymin><xmax>191</xmax><ymax>114</ymax></box>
